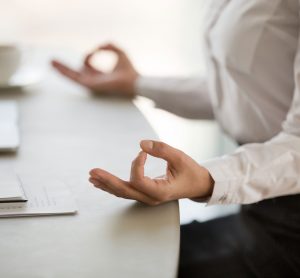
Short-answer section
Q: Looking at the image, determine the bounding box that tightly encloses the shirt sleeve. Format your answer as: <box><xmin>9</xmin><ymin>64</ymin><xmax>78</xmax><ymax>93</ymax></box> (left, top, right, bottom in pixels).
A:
<box><xmin>135</xmin><ymin>76</ymin><xmax>214</xmax><ymax>119</ymax></box>
<box><xmin>203</xmin><ymin>18</ymin><xmax>300</xmax><ymax>205</ymax></box>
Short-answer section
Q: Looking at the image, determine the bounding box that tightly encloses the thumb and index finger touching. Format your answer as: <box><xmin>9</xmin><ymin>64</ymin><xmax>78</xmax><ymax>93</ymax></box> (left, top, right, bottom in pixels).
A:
<box><xmin>52</xmin><ymin>43</ymin><xmax>126</xmax><ymax>80</ymax></box>
<box><xmin>140</xmin><ymin>140</ymin><xmax>182</xmax><ymax>166</ymax></box>
<box><xmin>129</xmin><ymin>140</ymin><xmax>182</xmax><ymax>199</ymax></box>
<box><xmin>131</xmin><ymin>140</ymin><xmax>182</xmax><ymax>181</ymax></box>
<box><xmin>130</xmin><ymin>140</ymin><xmax>182</xmax><ymax>182</ymax></box>
<box><xmin>84</xmin><ymin>43</ymin><xmax>127</xmax><ymax>69</ymax></box>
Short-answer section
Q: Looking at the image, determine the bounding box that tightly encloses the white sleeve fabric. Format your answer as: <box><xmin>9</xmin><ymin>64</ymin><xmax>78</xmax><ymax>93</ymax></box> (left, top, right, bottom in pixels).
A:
<box><xmin>135</xmin><ymin>76</ymin><xmax>214</xmax><ymax>119</ymax></box>
<box><xmin>203</xmin><ymin>22</ymin><xmax>300</xmax><ymax>205</ymax></box>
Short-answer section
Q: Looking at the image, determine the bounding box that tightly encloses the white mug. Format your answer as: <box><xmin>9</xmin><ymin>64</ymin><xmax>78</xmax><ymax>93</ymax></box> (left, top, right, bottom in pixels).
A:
<box><xmin>0</xmin><ymin>45</ymin><xmax>21</xmax><ymax>84</ymax></box>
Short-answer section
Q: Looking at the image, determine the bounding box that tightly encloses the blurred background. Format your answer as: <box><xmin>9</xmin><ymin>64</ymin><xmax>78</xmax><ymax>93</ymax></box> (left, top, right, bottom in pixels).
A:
<box><xmin>0</xmin><ymin>0</ymin><xmax>238</xmax><ymax>223</ymax></box>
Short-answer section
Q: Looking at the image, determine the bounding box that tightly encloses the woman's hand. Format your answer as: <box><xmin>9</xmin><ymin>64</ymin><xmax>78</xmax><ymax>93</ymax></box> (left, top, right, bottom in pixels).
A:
<box><xmin>51</xmin><ymin>43</ymin><xmax>139</xmax><ymax>97</ymax></box>
<box><xmin>89</xmin><ymin>140</ymin><xmax>215</xmax><ymax>206</ymax></box>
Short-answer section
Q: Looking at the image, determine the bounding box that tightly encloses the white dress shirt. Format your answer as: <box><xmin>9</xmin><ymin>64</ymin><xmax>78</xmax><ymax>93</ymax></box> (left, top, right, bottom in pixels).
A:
<box><xmin>135</xmin><ymin>0</ymin><xmax>300</xmax><ymax>205</ymax></box>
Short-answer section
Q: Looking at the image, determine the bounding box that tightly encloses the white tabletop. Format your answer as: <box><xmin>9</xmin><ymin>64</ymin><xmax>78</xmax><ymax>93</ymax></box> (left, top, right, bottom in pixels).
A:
<box><xmin>0</xmin><ymin>61</ymin><xmax>179</xmax><ymax>278</ymax></box>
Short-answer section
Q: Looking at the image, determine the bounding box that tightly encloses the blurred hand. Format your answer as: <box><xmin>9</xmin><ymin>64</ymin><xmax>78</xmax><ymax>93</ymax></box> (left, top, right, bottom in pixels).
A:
<box><xmin>89</xmin><ymin>140</ymin><xmax>215</xmax><ymax>206</ymax></box>
<box><xmin>51</xmin><ymin>43</ymin><xmax>139</xmax><ymax>97</ymax></box>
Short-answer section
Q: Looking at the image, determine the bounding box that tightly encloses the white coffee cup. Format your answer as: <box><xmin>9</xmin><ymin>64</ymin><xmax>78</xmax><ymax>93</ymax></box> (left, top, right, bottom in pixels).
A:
<box><xmin>0</xmin><ymin>45</ymin><xmax>22</xmax><ymax>84</ymax></box>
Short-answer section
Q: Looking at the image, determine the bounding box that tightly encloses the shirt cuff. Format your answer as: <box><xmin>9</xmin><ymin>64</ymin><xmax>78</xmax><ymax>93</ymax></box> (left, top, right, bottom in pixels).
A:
<box><xmin>134</xmin><ymin>76</ymin><xmax>159</xmax><ymax>99</ymax></box>
<box><xmin>200</xmin><ymin>157</ymin><xmax>243</xmax><ymax>206</ymax></box>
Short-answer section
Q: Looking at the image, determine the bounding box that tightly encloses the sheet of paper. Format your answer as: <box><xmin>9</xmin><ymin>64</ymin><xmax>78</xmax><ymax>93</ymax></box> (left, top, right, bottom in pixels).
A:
<box><xmin>0</xmin><ymin>178</ymin><xmax>77</xmax><ymax>217</ymax></box>
<box><xmin>0</xmin><ymin>173</ymin><xmax>26</xmax><ymax>202</ymax></box>
<box><xmin>0</xmin><ymin>123</ymin><xmax>19</xmax><ymax>151</ymax></box>
<box><xmin>0</xmin><ymin>101</ymin><xmax>20</xmax><ymax>151</ymax></box>
<box><xmin>0</xmin><ymin>101</ymin><xmax>18</xmax><ymax>123</ymax></box>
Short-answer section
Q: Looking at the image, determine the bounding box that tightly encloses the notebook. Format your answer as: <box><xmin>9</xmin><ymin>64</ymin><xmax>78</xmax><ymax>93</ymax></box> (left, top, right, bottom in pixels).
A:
<box><xmin>0</xmin><ymin>175</ymin><xmax>77</xmax><ymax>217</ymax></box>
<box><xmin>0</xmin><ymin>173</ymin><xmax>26</xmax><ymax>202</ymax></box>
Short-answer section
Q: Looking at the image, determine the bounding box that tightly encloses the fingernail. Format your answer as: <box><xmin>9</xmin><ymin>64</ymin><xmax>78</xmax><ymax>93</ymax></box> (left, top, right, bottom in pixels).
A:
<box><xmin>141</xmin><ymin>140</ymin><xmax>153</xmax><ymax>150</ymax></box>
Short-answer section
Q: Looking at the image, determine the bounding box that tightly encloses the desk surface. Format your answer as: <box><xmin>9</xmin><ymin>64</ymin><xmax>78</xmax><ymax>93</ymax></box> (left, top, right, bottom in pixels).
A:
<box><xmin>0</xmin><ymin>60</ymin><xmax>179</xmax><ymax>278</ymax></box>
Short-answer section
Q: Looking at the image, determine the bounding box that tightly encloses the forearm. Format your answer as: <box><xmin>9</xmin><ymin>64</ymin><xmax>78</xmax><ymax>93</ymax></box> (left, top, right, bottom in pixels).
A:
<box><xmin>135</xmin><ymin>76</ymin><xmax>214</xmax><ymax>119</ymax></box>
<box><xmin>202</xmin><ymin>132</ymin><xmax>300</xmax><ymax>205</ymax></box>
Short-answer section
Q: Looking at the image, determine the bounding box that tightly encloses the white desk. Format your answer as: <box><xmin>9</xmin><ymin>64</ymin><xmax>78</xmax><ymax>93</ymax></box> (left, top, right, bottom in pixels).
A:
<box><xmin>0</xmin><ymin>60</ymin><xmax>179</xmax><ymax>278</ymax></box>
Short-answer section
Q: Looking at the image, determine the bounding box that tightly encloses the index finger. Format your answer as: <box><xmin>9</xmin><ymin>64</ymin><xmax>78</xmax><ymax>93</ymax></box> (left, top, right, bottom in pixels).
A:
<box><xmin>83</xmin><ymin>53</ymin><xmax>102</xmax><ymax>73</ymax></box>
<box><xmin>130</xmin><ymin>151</ymin><xmax>147</xmax><ymax>182</ymax></box>
<box><xmin>51</xmin><ymin>60</ymin><xmax>82</xmax><ymax>82</ymax></box>
<box><xmin>89</xmin><ymin>168</ymin><xmax>158</xmax><ymax>205</ymax></box>
<box><xmin>97</xmin><ymin>43</ymin><xmax>125</xmax><ymax>56</ymax></box>
<box><xmin>129</xmin><ymin>152</ymin><xmax>170</xmax><ymax>200</ymax></box>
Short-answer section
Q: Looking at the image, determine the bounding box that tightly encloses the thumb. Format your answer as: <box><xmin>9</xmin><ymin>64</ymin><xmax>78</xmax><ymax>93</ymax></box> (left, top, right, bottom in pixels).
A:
<box><xmin>140</xmin><ymin>140</ymin><xmax>183</xmax><ymax>165</ymax></box>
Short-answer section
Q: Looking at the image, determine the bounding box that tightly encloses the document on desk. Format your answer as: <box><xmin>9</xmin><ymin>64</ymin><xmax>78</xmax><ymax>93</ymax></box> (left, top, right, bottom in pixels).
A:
<box><xmin>0</xmin><ymin>101</ymin><xmax>20</xmax><ymax>151</ymax></box>
<box><xmin>0</xmin><ymin>178</ymin><xmax>77</xmax><ymax>217</ymax></box>
<box><xmin>0</xmin><ymin>173</ymin><xmax>26</xmax><ymax>202</ymax></box>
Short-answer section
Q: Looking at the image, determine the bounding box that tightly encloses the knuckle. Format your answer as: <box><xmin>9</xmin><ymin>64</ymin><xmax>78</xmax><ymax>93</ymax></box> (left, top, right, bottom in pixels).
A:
<box><xmin>155</xmin><ymin>142</ymin><xmax>167</xmax><ymax>154</ymax></box>
<box><xmin>176</xmin><ymin>151</ymin><xmax>187</xmax><ymax>165</ymax></box>
<box><xmin>147</xmin><ymin>200</ymin><xmax>160</xmax><ymax>206</ymax></box>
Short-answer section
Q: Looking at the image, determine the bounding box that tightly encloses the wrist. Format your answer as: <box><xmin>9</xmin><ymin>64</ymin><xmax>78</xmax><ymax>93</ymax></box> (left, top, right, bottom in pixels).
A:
<box><xmin>124</xmin><ymin>71</ymin><xmax>139</xmax><ymax>97</ymax></box>
<box><xmin>190</xmin><ymin>170</ymin><xmax>214</xmax><ymax>202</ymax></box>
<box><xmin>202</xmin><ymin>168</ymin><xmax>215</xmax><ymax>198</ymax></box>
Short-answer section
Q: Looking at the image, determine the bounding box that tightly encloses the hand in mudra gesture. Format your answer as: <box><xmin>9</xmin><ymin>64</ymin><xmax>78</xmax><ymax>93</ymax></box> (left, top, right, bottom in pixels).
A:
<box><xmin>89</xmin><ymin>140</ymin><xmax>214</xmax><ymax>206</ymax></box>
<box><xmin>52</xmin><ymin>43</ymin><xmax>139</xmax><ymax>96</ymax></box>
<box><xmin>52</xmin><ymin>43</ymin><xmax>214</xmax><ymax>205</ymax></box>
